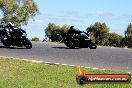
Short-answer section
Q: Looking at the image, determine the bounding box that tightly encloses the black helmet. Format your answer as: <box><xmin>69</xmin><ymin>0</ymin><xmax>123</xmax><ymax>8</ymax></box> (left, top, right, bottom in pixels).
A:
<box><xmin>8</xmin><ymin>22</ymin><xmax>14</xmax><ymax>27</ymax></box>
<box><xmin>70</xmin><ymin>26</ymin><xmax>74</xmax><ymax>29</ymax></box>
<box><xmin>8</xmin><ymin>22</ymin><xmax>15</xmax><ymax>29</ymax></box>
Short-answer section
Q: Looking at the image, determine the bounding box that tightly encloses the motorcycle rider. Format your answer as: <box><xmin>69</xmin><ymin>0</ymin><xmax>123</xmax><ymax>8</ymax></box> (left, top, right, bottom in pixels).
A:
<box><xmin>6</xmin><ymin>22</ymin><xmax>20</xmax><ymax>37</ymax></box>
<box><xmin>7</xmin><ymin>22</ymin><xmax>18</xmax><ymax>31</ymax></box>
<box><xmin>68</xmin><ymin>26</ymin><xmax>81</xmax><ymax>34</ymax></box>
<box><xmin>8</xmin><ymin>22</ymin><xmax>14</xmax><ymax>30</ymax></box>
<box><xmin>67</xmin><ymin>26</ymin><xmax>82</xmax><ymax>39</ymax></box>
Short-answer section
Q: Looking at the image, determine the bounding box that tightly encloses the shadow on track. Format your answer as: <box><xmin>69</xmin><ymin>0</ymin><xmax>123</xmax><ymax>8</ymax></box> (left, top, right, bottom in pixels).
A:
<box><xmin>0</xmin><ymin>46</ymin><xmax>6</xmax><ymax>48</ymax></box>
<box><xmin>0</xmin><ymin>45</ymin><xmax>26</xmax><ymax>49</ymax></box>
<box><xmin>52</xmin><ymin>46</ymin><xmax>80</xmax><ymax>49</ymax></box>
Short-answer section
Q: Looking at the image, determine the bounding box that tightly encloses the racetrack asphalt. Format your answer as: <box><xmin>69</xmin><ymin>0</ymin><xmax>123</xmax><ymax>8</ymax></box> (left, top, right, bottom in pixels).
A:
<box><xmin>0</xmin><ymin>42</ymin><xmax>132</xmax><ymax>72</ymax></box>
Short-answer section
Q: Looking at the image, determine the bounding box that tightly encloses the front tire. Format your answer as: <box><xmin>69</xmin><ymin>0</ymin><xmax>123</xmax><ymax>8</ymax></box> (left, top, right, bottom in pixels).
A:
<box><xmin>88</xmin><ymin>41</ymin><xmax>97</xmax><ymax>49</ymax></box>
<box><xmin>23</xmin><ymin>38</ymin><xmax>32</xmax><ymax>49</ymax></box>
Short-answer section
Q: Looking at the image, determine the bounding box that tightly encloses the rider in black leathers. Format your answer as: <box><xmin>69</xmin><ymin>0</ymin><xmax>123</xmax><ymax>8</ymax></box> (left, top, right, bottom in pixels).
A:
<box><xmin>67</xmin><ymin>26</ymin><xmax>82</xmax><ymax>40</ymax></box>
<box><xmin>68</xmin><ymin>26</ymin><xmax>81</xmax><ymax>34</ymax></box>
<box><xmin>6</xmin><ymin>22</ymin><xmax>20</xmax><ymax>37</ymax></box>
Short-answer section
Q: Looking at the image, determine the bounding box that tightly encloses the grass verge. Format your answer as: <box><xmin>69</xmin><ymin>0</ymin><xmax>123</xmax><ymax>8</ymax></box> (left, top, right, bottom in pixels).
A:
<box><xmin>0</xmin><ymin>57</ymin><xmax>131</xmax><ymax>88</ymax></box>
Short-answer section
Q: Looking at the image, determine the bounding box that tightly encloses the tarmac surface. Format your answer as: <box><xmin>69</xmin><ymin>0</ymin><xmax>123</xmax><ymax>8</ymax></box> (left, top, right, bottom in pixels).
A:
<box><xmin>0</xmin><ymin>42</ymin><xmax>132</xmax><ymax>72</ymax></box>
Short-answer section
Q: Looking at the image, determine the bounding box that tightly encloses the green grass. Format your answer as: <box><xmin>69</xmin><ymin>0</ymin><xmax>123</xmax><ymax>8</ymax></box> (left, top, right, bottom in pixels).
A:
<box><xmin>0</xmin><ymin>57</ymin><xmax>131</xmax><ymax>88</ymax></box>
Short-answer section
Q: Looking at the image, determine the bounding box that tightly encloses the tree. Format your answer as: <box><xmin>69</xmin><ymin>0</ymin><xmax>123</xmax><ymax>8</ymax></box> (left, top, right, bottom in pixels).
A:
<box><xmin>127</xmin><ymin>36</ymin><xmax>132</xmax><ymax>48</ymax></box>
<box><xmin>45</xmin><ymin>23</ymin><xmax>61</xmax><ymax>42</ymax></box>
<box><xmin>106</xmin><ymin>33</ymin><xmax>123</xmax><ymax>47</ymax></box>
<box><xmin>125</xmin><ymin>23</ymin><xmax>132</xmax><ymax>37</ymax></box>
<box><xmin>0</xmin><ymin>0</ymin><xmax>39</xmax><ymax>26</ymax></box>
<box><xmin>120</xmin><ymin>37</ymin><xmax>127</xmax><ymax>47</ymax></box>
<box><xmin>60</xmin><ymin>24</ymin><xmax>69</xmax><ymax>34</ymax></box>
<box><xmin>123</xmin><ymin>23</ymin><xmax>132</xmax><ymax>48</ymax></box>
<box><xmin>44</xmin><ymin>23</ymin><xmax>69</xmax><ymax>42</ymax></box>
<box><xmin>86</xmin><ymin>22</ymin><xmax>109</xmax><ymax>45</ymax></box>
<box><xmin>31</xmin><ymin>37</ymin><xmax>40</xmax><ymax>41</ymax></box>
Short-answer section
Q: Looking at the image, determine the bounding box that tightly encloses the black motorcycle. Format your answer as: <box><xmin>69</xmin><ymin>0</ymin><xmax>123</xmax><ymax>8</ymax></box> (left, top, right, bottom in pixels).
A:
<box><xmin>61</xmin><ymin>31</ymin><xmax>97</xmax><ymax>49</ymax></box>
<box><xmin>0</xmin><ymin>23</ymin><xmax>32</xmax><ymax>49</ymax></box>
<box><xmin>0</xmin><ymin>24</ymin><xmax>5</xmax><ymax>41</ymax></box>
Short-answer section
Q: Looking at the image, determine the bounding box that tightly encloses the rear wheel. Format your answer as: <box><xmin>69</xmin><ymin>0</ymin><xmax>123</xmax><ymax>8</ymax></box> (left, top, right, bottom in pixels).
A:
<box><xmin>23</xmin><ymin>38</ymin><xmax>32</xmax><ymax>49</ymax></box>
<box><xmin>2</xmin><ymin>39</ymin><xmax>11</xmax><ymax>48</ymax></box>
<box><xmin>64</xmin><ymin>40</ymin><xmax>75</xmax><ymax>49</ymax></box>
<box><xmin>4</xmin><ymin>43</ymin><xmax>11</xmax><ymax>48</ymax></box>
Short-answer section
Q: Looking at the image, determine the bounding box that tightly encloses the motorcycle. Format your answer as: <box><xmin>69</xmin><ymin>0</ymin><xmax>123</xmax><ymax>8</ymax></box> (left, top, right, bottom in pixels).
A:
<box><xmin>0</xmin><ymin>23</ymin><xmax>32</xmax><ymax>49</ymax></box>
<box><xmin>61</xmin><ymin>31</ymin><xmax>97</xmax><ymax>49</ymax></box>
<box><xmin>0</xmin><ymin>24</ymin><xmax>5</xmax><ymax>41</ymax></box>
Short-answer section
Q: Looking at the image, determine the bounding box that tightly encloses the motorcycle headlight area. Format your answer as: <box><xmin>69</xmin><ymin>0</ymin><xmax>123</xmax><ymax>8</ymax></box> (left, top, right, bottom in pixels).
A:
<box><xmin>88</xmin><ymin>36</ymin><xmax>91</xmax><ymax>39</ymax></box>
<box><xmin>22</xmin><ymin>33</ymin><xmax>27</xmax><ymax>36</ymax></box>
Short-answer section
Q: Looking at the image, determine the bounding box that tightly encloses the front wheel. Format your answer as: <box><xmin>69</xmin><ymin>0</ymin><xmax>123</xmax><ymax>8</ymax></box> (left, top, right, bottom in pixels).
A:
<box><xmin>88</xmin><ymin>41</ymin><xmax>97</xmax><ymax>49</ymax></box>
<box><xmin>23</xmin><ymin>38</ymin><xmax>32</xmax><ymax>49</ymax></box>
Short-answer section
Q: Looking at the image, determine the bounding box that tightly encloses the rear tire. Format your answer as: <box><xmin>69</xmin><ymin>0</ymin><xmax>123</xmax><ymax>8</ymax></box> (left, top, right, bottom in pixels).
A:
<box><xmin>4</xmin><ymin>43</ymin><xmax>11</xmax><ymax>48</ymax></box>
<box><xmin>64</xmin><ymin>40</ymin><xmax>75</xmax><ymax>49</ymax></box>
<box><xmin>3</xmin><ymin>39</ymin><xmax>11</xmax><ymax>48</ymax></box>
<box><xmin>23</xmin><ymin>38</ymin><xmax>32</xmax><ymax>49</ymax></box>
